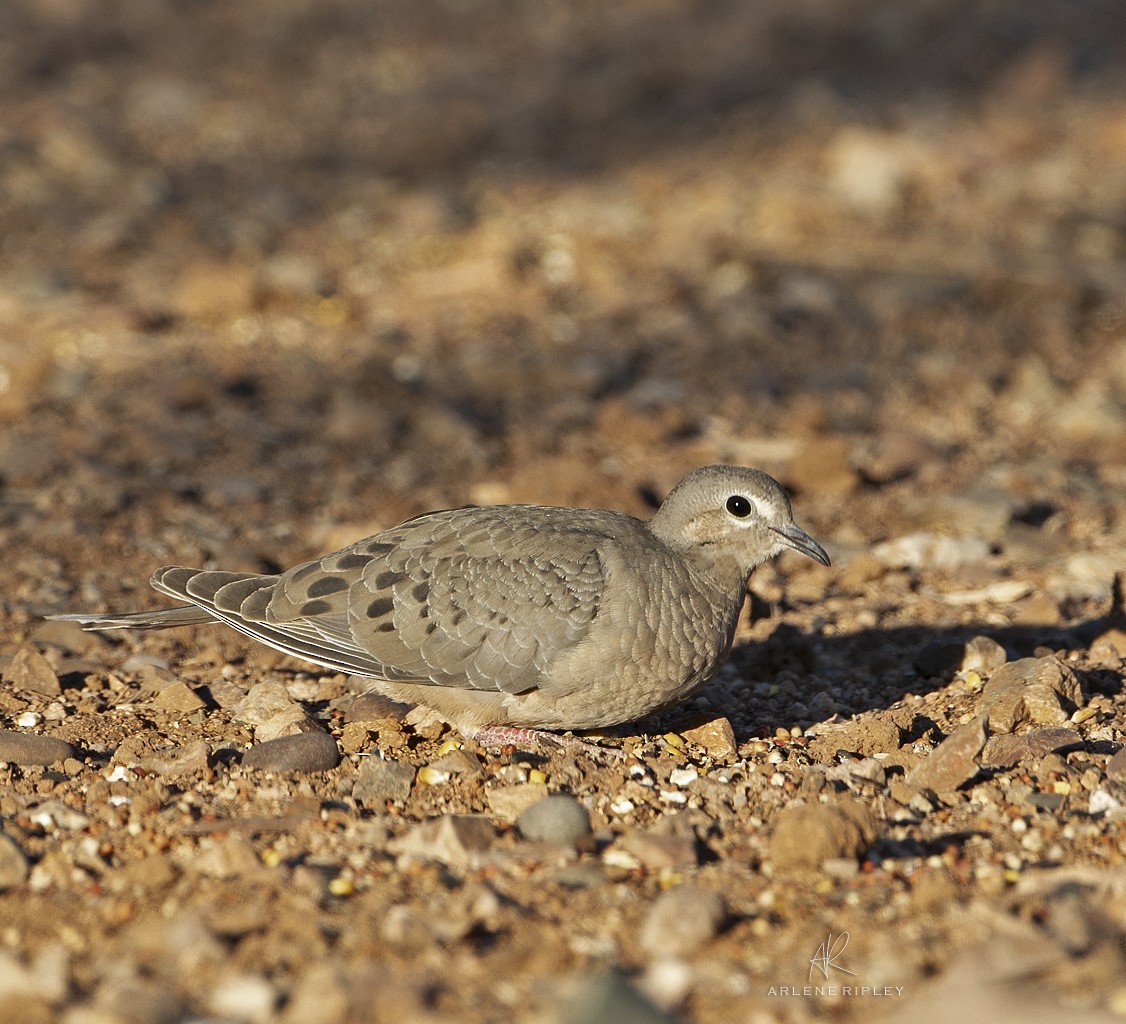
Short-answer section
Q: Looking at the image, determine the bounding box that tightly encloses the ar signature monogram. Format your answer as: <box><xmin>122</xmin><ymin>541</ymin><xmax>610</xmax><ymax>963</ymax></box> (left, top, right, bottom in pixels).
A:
<box><xmin>809</xmin><ymin>931</ymin><xmax>858</xmax><ymax>983</ymax></box>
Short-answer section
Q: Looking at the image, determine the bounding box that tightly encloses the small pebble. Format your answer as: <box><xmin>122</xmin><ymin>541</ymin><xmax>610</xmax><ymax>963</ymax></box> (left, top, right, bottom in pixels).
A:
<box><xmin>906</xmin><ymin>716</ymin><xmax>987</xmax><ymax>792</ymax></box>
<box><xmin>0</xmin><ymin>832</ymin><xmax>30</xmax><ymax>889</ymax></box>
<box><xmin>255</xmin><ymin>706</ymin><xmax>321</xmax><ymax>742</ymax></box>
<box><xmin>962</xmin><ymin>635</ymin><xmax>1008</xmax><ymax>674</ymax></box>
<box><xmin>389</xmin><ymin>815</ymin><xmax>496</xmax><ymax>871</ymax></box>
<box><xmin>234</xmin><ymin>681</ymin><xmax>303</xmax><ymax>728</ymax></box>
<box><xmin>353</xmin><ymin>756</ymin><xmax>416</xmax><ymax>805</ymax></box>
<box><xmin>1106</xmin><ymin>747</ymin><xmax>1126</xmax><ymax>782</ymax></box>
<box><xmin>344</xmin><ymin>690</ymin><xmax>412</xmax><ymax>723</ymax></box>
<box><xmin>562</xmin><ymin>969</ymin><xmax>680</xmax><ymax>1024</ymax></box>
<box><xmin>639</xmin><ymin>885</ymin><xmax>725</xmax><ymax>957</ymax></box>
<box><xmin>982</xmin><ymin>727</ymin><xmax>1083</xmax><ymax>769</ymax></box>
<box><xmin>151</xmin><ymin>681</ymin><xmax>207</xmax><ymax>713</ymax></box>
<box><xmin>769</xmin><ymin>798</ymin><xmax>878</xmax><ymax>871</ymax></box>
<box><xmin>0</xmin><ymin>730</ymin><xmax>76</xmax><ymax>767</ymax></box>
<box><xmin>619</xmin><ymin>830</ymin><xmax>699</xmax><ymax>872</ymax></box>
<box><xmin>639</xmin><ymin>958</ymin><xmax>693</xmax><ymax>1009</ymax></box>
<box><xmin>516</xmin><ymin>794</ymin><xmax>592</xmax><ymax>844</ymax></box>
<box><xmin>667</xmin><ymin>767</ymin><xmax>698</xmax><ymax>787</ymax></box>
<box><xmin>138</xmin><ymin>740</ymin><xmax>211</xmax><ymax>777</ymax></box>
<box><xmin>485</xmin><ymin>783</ymin><xmax>550</xmax><ymax>821</ymax></box>
<box><xmin>2</xmin><ymin>646</ymin><xmax>61</xmax><ymax>696</ymax></box>
<box><xmin>242</xmin><ymin>731</ymin><xmax>340</xmax><ymax>772</ymax></box>
<box><xmin>981</xmin><ymin>657</ymin><xmax>1082</xmax><ymax>733</ymax></box>
<box><xmin>206</xmin><ymin>973</ymin><xmax>277</xmax><ymax>1023</ymax></box>
<box><xmin>280</xmin><ymin>965</ymin><xmax>352</xmax><ymax>1024</ymax></box>
<box><xmin>417</xmin><ymin>765</ymin><xmax>451</xmax><ymax>786</ymax></box>
<box><xmin>679</xmin><ymin>716</ymin><xmax>737</xmax><ymax>759</ymax></box>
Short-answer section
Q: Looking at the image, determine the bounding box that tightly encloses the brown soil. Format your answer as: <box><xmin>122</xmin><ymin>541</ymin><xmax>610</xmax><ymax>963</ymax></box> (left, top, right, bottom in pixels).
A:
<box><xmin>1</xmin><ymin>2</ymin><xmax>1125</xmax><ymax>1022</ymax></box>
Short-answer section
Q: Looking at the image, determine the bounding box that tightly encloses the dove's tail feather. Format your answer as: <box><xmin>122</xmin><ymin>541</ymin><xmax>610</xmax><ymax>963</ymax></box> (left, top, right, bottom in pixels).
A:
<box><xmin>46</xmin><ymin>606</ymin><xmax>217</xmax><ymax>631</ymax></box>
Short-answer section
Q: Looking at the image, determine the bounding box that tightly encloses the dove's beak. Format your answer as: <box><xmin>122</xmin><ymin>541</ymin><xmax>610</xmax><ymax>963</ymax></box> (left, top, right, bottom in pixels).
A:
<box><xmin>770</xmin><ymin>524</ymin><xmax>831</xmax><ymax>566</ymax></box>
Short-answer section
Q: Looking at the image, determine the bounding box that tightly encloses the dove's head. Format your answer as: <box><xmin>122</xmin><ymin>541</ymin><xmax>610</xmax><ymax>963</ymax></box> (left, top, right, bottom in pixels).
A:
<box><xmin>648</xmin><ymin>465</ymin><xmax>829</xmax><ymax>584</ymax></box>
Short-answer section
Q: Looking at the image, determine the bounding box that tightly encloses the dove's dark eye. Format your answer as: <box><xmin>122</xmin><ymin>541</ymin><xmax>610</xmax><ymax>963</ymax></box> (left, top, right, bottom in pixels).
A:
<box><xmin>726</xmin><ymin>495</ymin><xmax>752</xmax><ymax>518</ymax></box>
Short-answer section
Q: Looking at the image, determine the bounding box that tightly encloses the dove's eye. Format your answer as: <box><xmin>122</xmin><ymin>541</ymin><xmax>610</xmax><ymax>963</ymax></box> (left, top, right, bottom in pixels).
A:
<box><xmin>726</xmin><ymin>495</ymin><xmax>752</xmax><ymax>518</ymax></box>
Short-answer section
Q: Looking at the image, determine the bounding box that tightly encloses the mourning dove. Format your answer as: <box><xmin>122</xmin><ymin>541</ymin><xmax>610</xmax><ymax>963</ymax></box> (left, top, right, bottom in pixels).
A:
<box><xmin>50</xmin><ymin>465</ymin><xmax>829</xmax><ymax>740</ymax></box>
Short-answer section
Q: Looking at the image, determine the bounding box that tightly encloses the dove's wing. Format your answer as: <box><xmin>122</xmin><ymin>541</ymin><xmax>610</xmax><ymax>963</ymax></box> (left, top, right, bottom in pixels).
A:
<box><xmin>148</xmin><ymin>505</ymin><xmax>624</xmax><ymax>695</ymax></box>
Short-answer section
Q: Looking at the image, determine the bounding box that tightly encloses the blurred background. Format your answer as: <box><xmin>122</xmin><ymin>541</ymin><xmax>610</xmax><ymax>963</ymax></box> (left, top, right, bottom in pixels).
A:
<box><xmin>1</xmin><ymin>0</ymin><xmax>1124</xmax><ymax>608</ymax></box>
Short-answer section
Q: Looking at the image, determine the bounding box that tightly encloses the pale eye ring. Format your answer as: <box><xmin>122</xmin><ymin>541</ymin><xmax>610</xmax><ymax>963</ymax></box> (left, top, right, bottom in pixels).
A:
<box><xmin>726</xmin><ymin>494</ymin><xmax>752</xmax><ymax>518</ymax></box>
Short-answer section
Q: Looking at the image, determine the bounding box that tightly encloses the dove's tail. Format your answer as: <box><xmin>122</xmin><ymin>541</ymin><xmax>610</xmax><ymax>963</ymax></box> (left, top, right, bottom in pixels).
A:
<box><xmin>46</xmin><ymin>606</ymin><xmax>217</xmax><ymax>631</ymax></box>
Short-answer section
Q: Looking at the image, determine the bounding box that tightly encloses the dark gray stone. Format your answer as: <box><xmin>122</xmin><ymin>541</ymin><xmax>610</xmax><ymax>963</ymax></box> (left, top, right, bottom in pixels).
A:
<box><xmin>0</xmin><ymin>730</ymin><xmax>75</xmax><ymax>766</ymax></box>
<box><xmin>242</xmin><ymin>731</ymin><xmax>340</xmax><ymax>772</ymax></box>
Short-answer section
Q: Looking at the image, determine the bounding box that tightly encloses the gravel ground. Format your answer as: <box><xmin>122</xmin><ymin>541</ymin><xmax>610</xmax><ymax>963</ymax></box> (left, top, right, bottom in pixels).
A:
<box><xmin>1</xmin><ymin>2</ymin><xmax>1125</xmax><ymax>1022</ymax></box>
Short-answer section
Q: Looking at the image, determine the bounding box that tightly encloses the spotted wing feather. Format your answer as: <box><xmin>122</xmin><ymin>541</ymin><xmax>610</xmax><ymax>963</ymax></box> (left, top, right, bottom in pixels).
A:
<box><xmin>268</xmin><ymin>506</ymin><xmax>613</xmax><ymax>694</ymax></box>
<box><xmin>118</xmin><ymin>507</ymin><xmax>614</xmax><ymax>695</ymax></box>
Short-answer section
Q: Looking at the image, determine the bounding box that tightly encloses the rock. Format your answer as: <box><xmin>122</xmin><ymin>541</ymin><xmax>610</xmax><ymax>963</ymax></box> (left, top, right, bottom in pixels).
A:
<box><xmin>873</xmin><ymin>532</ymin><xmax>990</xmax><ymax>571</ymax></box>
<box><xmin>769</xmin><ymin>799</ymin><xmax>878</xmax><ymax>871</ymax></box>
<box><xmin>828</xmin><ymin>127</ymin><xmax>919</xmax><ymax>214</ymax></box>
<box><xmin>639</xmin><ymin>886</ymin><xmax>726</xmax><ymax>958</ymax></box>
<box><xmin>189</xmin><ymin>837</ymin><xmax>263</xmax><ymax>880</ymax></box>
<box><xmin>92</xmin><ymin>977</ymin><xmax>187</xmax><ymax>1024</ymax></box>
<box><xmin>121</xmin><ymin>653</ymin><xmax>171</xmax><ymax>673</ymax></box>
<box><xmin>426</xmin><ymin>748</ymin><xmax>483</xmax><ymax>780</ymax></box>
<box><xmin>234</xmin><ymin>682</ymin><xmax>302</xmax><ymax>728</ymax></box>
<box><xmin>982</xmin><ymin>728</ymin><xmax>1083</xmax><ymax>769</ymax></box>
<box><xmin>562</xmin><ymin>970</ymin><xmax>680</xmax><ymax>1024</ymax></box>
<box><xmin>913</xmin><ymin>635</ymin><xmax>1006</xmax><ymax>678</ymax></box>
<box><xmin>121</xmin><ymin>853</ymin><xmax>178</xmax><ymax>891</ymax></box>
<box><xmin>242</xmin><ymin>731</ymin><xmax>340</xmax><ymax>772</ymax></box>
<box><xmin>638</xmin><ymin>958</ymin><xmax>694</xmax><ymax>1012</ymax></box>
<box><xmin>961</xmin><ymin>635</ymin><xmax>1008</xmax><ymax>674</ymax></box>
<box><xmin>27</xmin><ymin>801</ymin><xmax>89</xmax><ymax>831</ymax></box>
<box><xmin>173</xmin><ymin>260</ymin><xmax>256</xmax><ymax>319</ymax></box>
<box><xmin>1106</xmin><ymin>747</ymin><xmax>1126</xmax><ymax>782</ymax></box>
<box><xmin>485</xmin><ymin>783</ymin><xmax>550</xmax><ymax>821</ymax></box>
<box><xmin>29</xmin><ymin>619</ymin><xmax>97</xmax><ymax>656</ymax></box>
<box><xmin>981</xmin><ymin>657</ymin><xmax>1082</xmax><ymax>733</ymax></box>
<box><xmin>807</xmin><ymin>717</ymin><xmax>902</xmax><ymax>762</ymax></box>
<box><xmin>254</xmin><ymin>706</ymin><xmax>321</xmax><ymax>742</ymax></box>
<box><xmin>259</xmin><ymin>251</ymin><xmax>327</xmax><ymax>298</ymax></box>
<box><xmin>345</xmin><ymin>691</ymin><xmax>412</xmax><ymax>723</ymax></box>
<box><xmin>206</xmin><ymin>973</ymin><xmax>276</xmax><ymax>1023</ymax></box>
<box><xmin>0</xmin><ymin>731</ymin><xmax>75</xmax><ymax>766</ymax></box>
<box><xmin>138</xmin><ymin>740</ymin><xmax>211</xmax><ymax>777</ymax></box>
<box><xmin>339</xmin><ymin>720</ymin><xmax>373</xmax><ymax>754</ymax></box>
<box><xmin>679</xmin><ymin>716</ymin><xmax>737</xmax><ymax>760</ymax></box>
<box><xmin>352</xmin><ymin>757</ymin><xmax>416</xmax><ymax>805</ymax></box>
<box><xmin>1090</xmin><ymin>789</ymin><xmax>1123</xmax><ymax>815</ymax></box>
<box><xmin>280</xmin><ymin>964</ymin><xmax>351</xmax><ymax>1024</ymax></box>
<box><xmin>389</xmin><ymin>815</ymin><xmax>496</xmax><ymax>872</ymax></box>
<box><xmin>3</xmin><ymin>646</ymin><xmax>61</xmax><ymax>697</ymax></box>
<box><xmin>906</xmin><ymin>717</ymin><xmax>987</xmax><ymax>791</ymax></box>
<box><xmin>0</xmin><ymin>833</ymin><xmax>29</xmax><ymax>889</ymax></box>
<box><xmin>618</xmin><ymin>829</ymin><xmax>699</xmax><ymax>872</ymax></box>
<box><xmin>136</xmin><ymin>664</ymin><xmax>183</xmax><ymax>695</ymax></box>
<box><xmin>151</xmin><ymin>681</ymin><xmax>207</xmax><ymax>714</ymax></box>
<box><xmin>515</xmin><ymin>795</ymin><xmax>591</xmax><ymax>844</ymax></box>
<box><xmin>203</xmin><ymin>680</ymin><xmax>247</xmax><ymax>711</ymax></box>
<box><xmin>1091</xmin><ymin>571</ymin><xmax>1126</xmax><ymax>658</ymax></box>
<box><xmin>0</xmin><ymin>943</ymin><xmax>68</xmax><ymax>1003</ymax></box>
